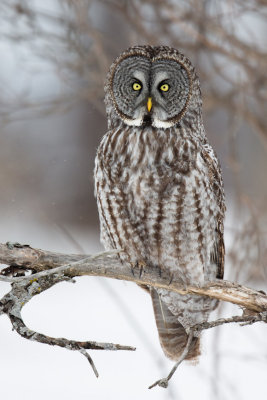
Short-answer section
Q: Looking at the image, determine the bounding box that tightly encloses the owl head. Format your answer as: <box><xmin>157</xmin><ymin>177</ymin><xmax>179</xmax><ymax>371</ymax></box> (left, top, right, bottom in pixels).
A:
<box><xmin>105</xmin><ymin>45</ymin><xmax>202</xmax><ymax>129</ymax></box>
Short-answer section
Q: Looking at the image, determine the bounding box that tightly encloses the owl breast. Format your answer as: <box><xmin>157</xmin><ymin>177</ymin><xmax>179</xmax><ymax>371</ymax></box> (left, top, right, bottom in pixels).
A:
<box><xmin>95</xmin><ymin>123</ymin><xmax>220</xmax><ymax>288</ymax></box>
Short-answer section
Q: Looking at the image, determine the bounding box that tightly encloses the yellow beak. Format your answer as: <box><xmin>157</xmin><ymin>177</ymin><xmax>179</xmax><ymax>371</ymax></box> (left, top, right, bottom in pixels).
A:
<box><xmin>147</xmin><ymin>97</ymin><xmax>152</xmax><ymax>112</ymax></box>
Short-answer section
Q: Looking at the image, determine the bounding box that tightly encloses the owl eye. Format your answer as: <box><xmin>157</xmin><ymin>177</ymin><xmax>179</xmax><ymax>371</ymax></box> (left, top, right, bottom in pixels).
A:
<box><xmin>132</xmin><ymin>82</ymin><xmax>142</xmax><ymax>91</ymax></box>
<box><xmin>159</xmin><ymin>83</ymin><xmax>169</xmax><ymax>92</ymax></box>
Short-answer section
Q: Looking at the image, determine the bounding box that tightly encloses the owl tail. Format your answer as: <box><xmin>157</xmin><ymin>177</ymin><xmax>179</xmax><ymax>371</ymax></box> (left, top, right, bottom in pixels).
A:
<box><xmin>150</xmin><ymin>288</ymin><xmax>200</xmax><ymax>361</ymax></box>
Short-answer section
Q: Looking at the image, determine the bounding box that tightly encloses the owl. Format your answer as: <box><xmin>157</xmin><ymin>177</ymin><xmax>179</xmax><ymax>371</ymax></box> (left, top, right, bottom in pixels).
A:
<box><xmin>94</xmin><ymin>45</ymin><xmax>225</xmax><ymax>361</ymax></box>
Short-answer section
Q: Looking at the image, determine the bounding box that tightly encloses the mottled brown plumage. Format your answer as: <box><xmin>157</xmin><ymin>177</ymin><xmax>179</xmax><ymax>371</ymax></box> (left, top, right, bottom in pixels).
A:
<box><xmin>94</xmin><ymin>45</ymin><xmax>225</xmax><ymax>361</ymax></box>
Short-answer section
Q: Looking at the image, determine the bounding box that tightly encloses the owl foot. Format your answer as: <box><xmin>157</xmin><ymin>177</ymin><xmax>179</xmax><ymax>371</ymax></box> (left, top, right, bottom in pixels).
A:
<box><xmin>130</xmin><ymin>261</ymin><xmax>146</xmax><ymax>278</ymax></box>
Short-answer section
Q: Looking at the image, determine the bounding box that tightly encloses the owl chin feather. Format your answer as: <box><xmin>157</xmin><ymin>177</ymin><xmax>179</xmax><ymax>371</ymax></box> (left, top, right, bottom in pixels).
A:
<box><xmin>123</xmin><ymin>116</ymin><xmax>143</xmax><ymax>126</ymax></box>
<box><xmin>124</xmin><ymin>114</ymin><xmax>174</xmax><ymax>129</ymax></box>
<box><xmin>152</xmin><ymin>118</ymin><xmax>174</xmax><ymax>129</ymax></box>
<box><xmin>142</xmin><ymin>114</ymin><xmax>152</xmax><ymax>126</ymax></box>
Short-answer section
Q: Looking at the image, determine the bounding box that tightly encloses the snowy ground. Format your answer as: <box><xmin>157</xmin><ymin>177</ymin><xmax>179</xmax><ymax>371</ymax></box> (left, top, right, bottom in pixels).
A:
<box><xmin>0</xmin><ymin>219</ymin><xmax>266</xmax><ymax>400</ymax></box>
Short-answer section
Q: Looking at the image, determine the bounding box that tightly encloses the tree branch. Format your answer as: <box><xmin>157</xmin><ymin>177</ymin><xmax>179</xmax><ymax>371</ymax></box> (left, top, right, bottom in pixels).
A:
<box><xmin>0</xmin><ymin>242</ymin><xmax>266</xmax><ymax>386</ymax></box>
<box><xmin>149</xmin><ymin>330</ymin><xmax>195</xmax><ymax>389</ymax></box>
<box><xmin>1</xmin><ymin>242</ymin><xmax>267</xmax><ymax>312</ymax></box>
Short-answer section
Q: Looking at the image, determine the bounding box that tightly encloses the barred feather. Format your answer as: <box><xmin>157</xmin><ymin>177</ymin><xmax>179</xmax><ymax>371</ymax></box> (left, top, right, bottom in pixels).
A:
<box><xmin>94</xmin><ymin>45</ymin><xmax>225</xmax><ymax>361</ymax></box>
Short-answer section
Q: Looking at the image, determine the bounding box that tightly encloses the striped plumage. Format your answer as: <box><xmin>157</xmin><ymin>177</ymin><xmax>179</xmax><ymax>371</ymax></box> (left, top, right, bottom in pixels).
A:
<box><xmin>94</xmin><ymin>46</ymin><xmax>225</xmax><ymax>361</ymax></box>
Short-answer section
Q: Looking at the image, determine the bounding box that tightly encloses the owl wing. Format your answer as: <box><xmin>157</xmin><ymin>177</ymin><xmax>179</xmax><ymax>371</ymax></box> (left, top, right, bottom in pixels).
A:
<box><xmin>210</xmin><ymin>224</ymin><xmax>225</xmax><ymax>279</ymax></box>
<box><xmin>201</xmin><ymin>144</ymin><xmax>225</xmax><ymax>279</ymax></box>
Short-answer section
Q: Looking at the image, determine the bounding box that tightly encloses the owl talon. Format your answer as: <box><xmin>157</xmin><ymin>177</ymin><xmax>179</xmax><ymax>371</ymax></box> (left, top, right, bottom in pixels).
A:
<box><xmin>130</xmin><ymin>261</ymin><xmax>146</xmax><ymax>278</ymax></box>
<box><xmin>130</xmin><ymin>263</ymin><xmax>136</xmax><ymax>277</ymax></box>
<box><xmin>168</xmin><ymin>273</ymin><xmax>174</xmax><ymax>285</ymax></box>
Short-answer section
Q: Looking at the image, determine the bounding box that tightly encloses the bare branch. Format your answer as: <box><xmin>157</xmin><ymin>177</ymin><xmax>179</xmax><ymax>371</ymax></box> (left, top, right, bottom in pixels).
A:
<box><xmin>0</xmin><ymin>241</ymin><xmax>266</xmax><ymax>385</ymax></box>
<box><xmin>0</xmin><ymin>264</ymin><xmax>135</xmax><ymax>378</ymax></box>
<box><xmin>148</xmin><ymin>310</ymin><xmax>267</xmax><ymax>389</ymax></box>
<box><xmin>149</xmin><ymin>330</ymin><xmax>195</xmax><ymax>389</ymax></box>
<box><xmin>1</xmin><ymin>242</ymin><xmax>267</xmax><ymax>312</ymax></box>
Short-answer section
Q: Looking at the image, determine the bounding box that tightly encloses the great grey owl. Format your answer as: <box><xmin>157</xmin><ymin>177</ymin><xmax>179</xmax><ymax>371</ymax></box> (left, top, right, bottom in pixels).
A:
<box><xmin>94</xmin><ymin>45</ymin><xmax>225</xmax><ymax>361</ymax></box>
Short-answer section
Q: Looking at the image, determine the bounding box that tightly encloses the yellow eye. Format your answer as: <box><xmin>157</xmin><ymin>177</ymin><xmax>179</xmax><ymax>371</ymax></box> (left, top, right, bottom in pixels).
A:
<box><xmin>160</xmin><ymin>83</ymin><xmax>169</xmax><ymax>92</ymax></box>
<box><xmin>132</xmin><ymin>82</ymin><xmax>142</xmax><ymax>91</ymax></box>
